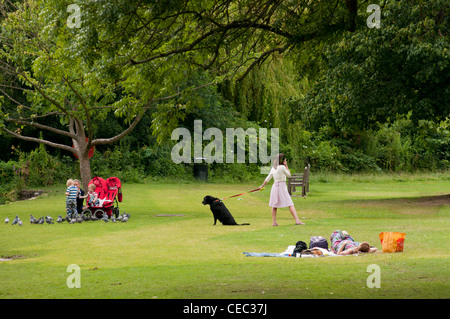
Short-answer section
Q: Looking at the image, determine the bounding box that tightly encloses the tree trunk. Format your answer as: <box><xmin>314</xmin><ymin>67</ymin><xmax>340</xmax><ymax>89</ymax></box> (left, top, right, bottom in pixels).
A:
<box><xmin>78</xmin><ymin>153</ymin><xmax>92</xmax><ymax>192</ymax></box>
<box><xmin>73</xmin><ymin>133</ymin><xmax>92</xmax><ymax>191</ymax></box>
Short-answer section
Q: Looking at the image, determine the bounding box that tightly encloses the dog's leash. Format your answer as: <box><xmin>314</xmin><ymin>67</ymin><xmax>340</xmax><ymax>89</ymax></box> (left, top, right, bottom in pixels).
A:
<box><xmin>220</xmin><ymin>187</ymin><xmax>265</xmax><ymax>201</ymax></box>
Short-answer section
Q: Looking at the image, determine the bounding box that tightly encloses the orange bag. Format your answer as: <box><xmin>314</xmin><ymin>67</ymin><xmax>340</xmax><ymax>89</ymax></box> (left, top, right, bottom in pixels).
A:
<box><xmin>379</xmin><ymin>232</ymin><xmax>406</xmax><ymax>253</ymax></box>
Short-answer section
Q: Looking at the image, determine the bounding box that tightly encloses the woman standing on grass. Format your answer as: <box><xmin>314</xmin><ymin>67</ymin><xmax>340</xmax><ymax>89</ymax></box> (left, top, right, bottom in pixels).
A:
<box><xmin>259</xmin><ymin>154</ymin><xmax>304</xmax><ymax>226</ymax></box>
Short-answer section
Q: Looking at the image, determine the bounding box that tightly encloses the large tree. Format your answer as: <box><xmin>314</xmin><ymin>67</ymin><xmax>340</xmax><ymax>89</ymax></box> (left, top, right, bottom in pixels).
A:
<box><xmin>291</xmin><ymin>0</ymin><xmax>449</xmax><ymax>132</ymax></box>
<box><xmin>0</xmin><ymin>0</ymin><xmax>362</xmax><ymax>187</ymax></box>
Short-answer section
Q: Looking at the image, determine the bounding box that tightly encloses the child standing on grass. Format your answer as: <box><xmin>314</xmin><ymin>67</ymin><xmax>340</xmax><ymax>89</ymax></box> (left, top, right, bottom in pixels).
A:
<box><xmin>73</xmin><ymin>179</ymin><xmax>85</xmax><ymax>216</ymax></box>
<box><xmin>65</xmin><ymin>179</ymin><xmax>78</xmax><ymax>219</ymax></box>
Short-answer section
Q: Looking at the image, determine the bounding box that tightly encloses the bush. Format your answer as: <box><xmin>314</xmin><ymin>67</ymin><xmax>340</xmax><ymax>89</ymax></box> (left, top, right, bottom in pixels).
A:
<box><xmin>0</xmin><ymin>160</ymin><xmax>16</xmax><ymax>188</ymax></box>
<box><xmin>339</xmin><ymin>152</ymin><xmax>381</xmax><ymax>172</ymax></box>
<box><xmin>308</xmin><ymin>141</ymin><xmax>342</xmax><ymax>171</ymax></box>
<box><xmin>365</xmin><ymin>123</ymin><xmax>410</xmax><ymax>172</ymax></box>
<box><xmin>410</xmin><ymin>118</ymin><xmax>450</xmax><ymax>170</ymax></box>
<box><xmin>285</xmin><ymin>113</ymin><xmax>449</xmax><ymax>173</ymax></box>
<box><xmin>364</xmin><ymin>117</ymin><xmax>449</xmax><ymax>172</ymax></box>
<box><xmin>19</xmin><ymin>142</ymin><xmax>68</xmax><ymax>187</ymax></box>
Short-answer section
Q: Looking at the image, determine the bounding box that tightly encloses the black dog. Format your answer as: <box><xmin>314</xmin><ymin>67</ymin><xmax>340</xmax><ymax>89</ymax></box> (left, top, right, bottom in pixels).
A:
<box><xmin>202</xmin><ymin>195</ymin><xmax>250</xmax><ymax>226</ymax></box>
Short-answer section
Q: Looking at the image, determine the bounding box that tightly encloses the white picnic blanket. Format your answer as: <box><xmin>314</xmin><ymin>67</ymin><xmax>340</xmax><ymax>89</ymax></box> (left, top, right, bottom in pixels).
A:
<box><xmin>243</xmin><ymin>246</ymin><xmax>341</xmax><ymax>258</ymax></box>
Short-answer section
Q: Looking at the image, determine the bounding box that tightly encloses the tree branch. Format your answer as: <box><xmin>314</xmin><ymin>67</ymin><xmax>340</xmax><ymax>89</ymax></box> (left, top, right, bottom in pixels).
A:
<box><xmin>129</xmin><ymin>28</ymin><xmax>217</xmax><ymax>65</ymax></box>
<box><xmin>16</xmin><ymin>69</ymin><xmax>70</xmax><ymax>117</ymax></box>
<box><xmin>153</xmin><ymin>81</ymin><xmax>216</xmax><ymax>102</ymax></box>
<box><xmin>92</xmin><ymin>106</ymin><xmax>149</xmax><ymax>146</ymax></box>
<box><xmin>0</xmin><ymin>87</ymin><xmax>32</xmax><ymax>110</ymax></box>
<box><xmin>91</xmin><ymin>80</ymin><xmax>216</xmax><ymax>146</ymax></box>
<box><xmin>0</xmin><ymin>84</ymin><xmax>32</xmax><ymax>92</ymax></box>
<box><xmin>5</xmin><ymin>118</ymin><xmax>77</xmax><ymax>139</ymax></box>
<box><xmin>61</xmin><ymin>76</ymin><xmax>93</xmax><ymax>144</ymax></box>
<box><xmin>2</xmin><ymin>127</ymin><xmax>75</xmax><ymax>154</ymax></box>
<box><xmin>7</xmin><ymin>111</ymin><xmax>65</xmax><ymax>121</ymax></box>
<box><xmin>236</xmin><ymin>45</ymin><xmax>290</xmax><ymax>82</ymax></box>
<box><xmin>128</xmin><ymin>16</ymin><xmax>293</xmax><ymax>66</ymax></box>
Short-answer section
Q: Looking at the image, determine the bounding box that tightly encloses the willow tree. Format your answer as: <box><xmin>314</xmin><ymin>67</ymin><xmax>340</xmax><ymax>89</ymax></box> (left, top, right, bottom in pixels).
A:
<box><xmin>0</xmin><ymin>0</ymin><xmax>361</xmax><ymax>187</ymax></box>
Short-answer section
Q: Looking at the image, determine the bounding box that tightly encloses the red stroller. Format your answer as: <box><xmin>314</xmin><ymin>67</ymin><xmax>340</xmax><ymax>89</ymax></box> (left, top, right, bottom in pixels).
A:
<box><xmin>82</xmin><ymin>176</ymin><xmax>123</xmax><ymax>219</ymax></box>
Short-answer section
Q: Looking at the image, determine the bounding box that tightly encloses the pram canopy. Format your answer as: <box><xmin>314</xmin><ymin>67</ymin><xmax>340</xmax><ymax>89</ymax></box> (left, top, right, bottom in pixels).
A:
<box><xmin>84</xmin><ymin>176</ymin><xmax>122</xmax><ymax>218</ymax></box>
<box><xmin>87</xmin><ymin>176</ymin><xmax>122</xmax><ymax>207</ymax></box>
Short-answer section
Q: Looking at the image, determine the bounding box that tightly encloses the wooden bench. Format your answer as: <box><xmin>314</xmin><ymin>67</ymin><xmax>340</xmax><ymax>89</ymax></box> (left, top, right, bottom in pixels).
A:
<box><xmin>288</xmin><ymin>164</ymin><xmax>310</xmax><ymax>197</ymax></box>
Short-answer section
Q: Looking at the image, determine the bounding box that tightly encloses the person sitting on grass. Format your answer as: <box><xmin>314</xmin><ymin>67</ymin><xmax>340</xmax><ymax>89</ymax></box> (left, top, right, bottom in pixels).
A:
<box><xmin>330</xmin><ymin>230</ymin><xmax>377</xmax><ymax>255</ymax></box>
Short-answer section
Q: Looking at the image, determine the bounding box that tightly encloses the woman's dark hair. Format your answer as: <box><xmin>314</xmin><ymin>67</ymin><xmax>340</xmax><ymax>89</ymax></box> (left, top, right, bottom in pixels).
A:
<box><xmin>273</xmin><ymin>153</ymin><xmax>285</xmax><ymax>167</ymax></box>
<box><xmin>359</xmin><ymin>242</ymin><xmax>370</xmax><ymax>253</ymax></box>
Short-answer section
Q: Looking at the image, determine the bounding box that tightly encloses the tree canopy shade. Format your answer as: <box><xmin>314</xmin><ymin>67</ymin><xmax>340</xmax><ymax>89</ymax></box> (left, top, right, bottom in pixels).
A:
<box><xmin>0</xmin><ymin>0</ymin><xmax>396</xmax><ymax>186</ymax></box>
<box><xmin>291</xmin><ymin>0</ymin><xmax>449</xmax><ymax>133</ymax></box>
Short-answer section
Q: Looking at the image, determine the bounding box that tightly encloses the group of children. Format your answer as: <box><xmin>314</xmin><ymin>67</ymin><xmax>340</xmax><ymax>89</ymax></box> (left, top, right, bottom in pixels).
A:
<box><xmin>65</xmin><ymin>179</ymin><xmax>101</xmax><ymax>219</ymax></box>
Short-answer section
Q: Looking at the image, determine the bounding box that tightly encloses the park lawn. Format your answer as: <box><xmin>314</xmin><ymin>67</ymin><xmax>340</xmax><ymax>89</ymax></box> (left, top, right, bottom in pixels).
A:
<box><xmin>0</xmin><ymin>174</ymin><xmax>449</xmax><ymax>299</ymax></box>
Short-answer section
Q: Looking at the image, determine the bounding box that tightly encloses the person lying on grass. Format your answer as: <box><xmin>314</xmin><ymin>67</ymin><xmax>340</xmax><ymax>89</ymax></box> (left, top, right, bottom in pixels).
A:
<box><xmin>336</xmin><ymin>240</ymin><xmax>377</xmax><ymax>255</ymax></box>
<box><xmin>330</xmin><ymin>230</ymin><xmax>377</xmax><ymax>255</ymax></box>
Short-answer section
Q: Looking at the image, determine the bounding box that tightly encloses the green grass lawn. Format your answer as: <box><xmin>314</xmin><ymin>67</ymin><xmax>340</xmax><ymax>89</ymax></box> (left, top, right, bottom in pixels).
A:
<box><xmin>0</xmin><ymin>173</ymin><xmax>449</xmax><ymax>299</ymax></box>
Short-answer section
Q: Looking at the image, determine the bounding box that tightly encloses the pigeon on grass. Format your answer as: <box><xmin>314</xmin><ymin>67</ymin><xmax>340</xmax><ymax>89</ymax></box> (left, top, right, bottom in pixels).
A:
<box><xmin>121</xmin><ymin>213</ymin><xmax>130</xmax><ymax>223</ymax></box>
<box><xmin>30</xmin><ymin>215</ymin><xmax>38</xmax><ymax>224</ymax></box>
<box><xmin>45</xmin><ymin>216</ymin><xmax>54</xmax><ymax>224</ymax></box>
<box><xmin>11</xmin><ymin>215</ymin><xmax>19</xmax><ymax>225</ymax></box>
<box><xmin>101</xmin><ymin>213</ymin><xmax>109</xmax><ymax>223</ymax></box>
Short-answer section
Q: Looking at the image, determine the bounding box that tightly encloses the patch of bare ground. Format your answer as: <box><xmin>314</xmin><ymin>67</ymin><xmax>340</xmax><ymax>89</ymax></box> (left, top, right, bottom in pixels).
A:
<box><xmin>353</xmin><ymin>194</ymin><xmax>450</xmax><ymax>215</ymax></box>
<box><xmin>0</xmin><ymin>255</ymin><xmax>25</xmax><ymax>261</ymax></box>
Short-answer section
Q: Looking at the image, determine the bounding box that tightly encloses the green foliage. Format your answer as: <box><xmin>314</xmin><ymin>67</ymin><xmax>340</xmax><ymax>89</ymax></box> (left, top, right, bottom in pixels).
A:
<box><xmin>224</xmin><ymin>56</ymin><xmax>303</xmax><ymax>130</ymax></box>
<box><xmin>0</xmin><ymin>161</ymin><xmax>16</xmax><ymax>188</ymax></box>
<box><xmin>413</xmin><ymin>118</ymin><xmax>450</xmax><ymax>169</ymax></box>
<box><xmin>291</xmin><ymin>0</ymin><xmax>449</xmax><ymax>132</ymax></box>
<box><xmin>0</xmin><ymin>142</ymin><xmax>73</xmax><ymax>202</ymax></box>
<box><xmin>0</xmin><ymin>0</ymin><xmax>448</xmax><ymax>187</ymax></box>
<box><xmin>0</xmin><ymin>160</ymin><xmax>18</xmax><ymax>203</ymax></box>
<box><xmin>308</xmin><ymin>141</ymin><xmax>342</xmax><ymax>171</ymax></box>
<box><xmin>15</xmin><ymin>140</ymin><xmax>71</xmax><ymax>188</ymax></box>
<box><xmin>89</xmin><ymin>142</ymin><xmax>193</xmax><ymax>183</ymax></box>
<box><xmin>284</xmin><ymin>0</ymin><xmax>449</xmax><ymax>173</ymax></box>
<box><xmin>366</xmin><ymin>123</ymin><xmax>411</xmax><ymax>172</ymax></box>
<box><xmin>284</xmin><ymin>114</ymin><xmax>449</xmax><ymax>173</ymax></box>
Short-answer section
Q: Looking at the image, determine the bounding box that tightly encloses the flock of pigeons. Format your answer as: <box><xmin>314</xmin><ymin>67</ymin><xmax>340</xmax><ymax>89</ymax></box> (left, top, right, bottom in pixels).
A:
<box><xmin>5</xmin><ymin>212</ymin><xmax>131</xmax><ymax>226</ymax></box>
